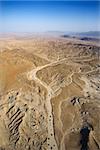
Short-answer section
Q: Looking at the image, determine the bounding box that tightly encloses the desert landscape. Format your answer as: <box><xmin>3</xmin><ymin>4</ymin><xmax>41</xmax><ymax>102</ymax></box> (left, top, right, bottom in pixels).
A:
<box><xmin>0</xmin><ymin>34</ymin><xmax>100</xmax><ymax>150</ymax></box>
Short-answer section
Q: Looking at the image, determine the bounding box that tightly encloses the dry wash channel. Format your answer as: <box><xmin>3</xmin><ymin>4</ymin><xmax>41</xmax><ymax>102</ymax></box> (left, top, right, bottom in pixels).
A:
<box><xmin>0</xmin><ymin>36</ymin><xmax>100</xmax><ymax>150</ymax></box>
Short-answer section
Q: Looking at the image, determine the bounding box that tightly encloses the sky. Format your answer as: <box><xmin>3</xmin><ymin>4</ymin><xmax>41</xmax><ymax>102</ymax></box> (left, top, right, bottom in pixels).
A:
<box><xmin>0</xmin><ymin>1</ymin><xmax>100</xmax><ymax>33</ymax></box>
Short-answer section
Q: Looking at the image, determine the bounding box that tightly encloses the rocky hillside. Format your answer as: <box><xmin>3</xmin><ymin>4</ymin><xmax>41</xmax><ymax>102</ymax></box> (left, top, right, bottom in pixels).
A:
<box><xmin>0</xmin><ymin>36</ymin><xmax>100</xmax><ymax>150</ymax></box>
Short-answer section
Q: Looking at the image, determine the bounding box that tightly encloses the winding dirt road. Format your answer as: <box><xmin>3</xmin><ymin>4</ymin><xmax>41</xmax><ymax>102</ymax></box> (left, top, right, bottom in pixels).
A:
<box><xmin>27</xmin><ymin>61</ymin><xmax>60</xmax><ymax>150</ymax></box>
<box><xmin>27</xmin><ymin>55</ymin><xmax>98</xmax><ymax>150</ymax></box>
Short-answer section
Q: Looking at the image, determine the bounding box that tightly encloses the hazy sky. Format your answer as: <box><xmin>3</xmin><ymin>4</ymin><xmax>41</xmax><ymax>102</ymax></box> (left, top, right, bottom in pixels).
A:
<box><xmin>0</xmin><ymin>1</ymin><xmax>100</xmax><ymax>32</ymax></box>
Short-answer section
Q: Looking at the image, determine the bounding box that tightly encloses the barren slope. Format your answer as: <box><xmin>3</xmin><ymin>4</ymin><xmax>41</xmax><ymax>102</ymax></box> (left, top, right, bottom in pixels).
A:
<box><xmin>0</xmin><ymin>36</ymin><xmax>100</xmax><ymax>150</ymax></box>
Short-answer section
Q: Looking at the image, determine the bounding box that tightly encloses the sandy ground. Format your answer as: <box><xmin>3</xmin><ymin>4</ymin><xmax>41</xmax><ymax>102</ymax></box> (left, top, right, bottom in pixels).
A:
<box><xmin>0</xmin><ymin>35</ymin><xmax>100</xmax><ymax>150</ymax></box>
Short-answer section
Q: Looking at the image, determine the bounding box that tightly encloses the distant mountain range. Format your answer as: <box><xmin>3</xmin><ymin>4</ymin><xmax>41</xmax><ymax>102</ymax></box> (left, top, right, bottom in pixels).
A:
<box><xmin>72</xmin><ymin>31</ymin><xmax>100</xmax><ymax>38</ymax></box>
<box><xmin>0</xmin><ymin>31</ymin><xmax>100</xmax><ymax>41</ymax></box>
<box><xmin>46</xmin><ymin>31</ymin><xmax>100</xmax><ymax>38</ymax></box>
